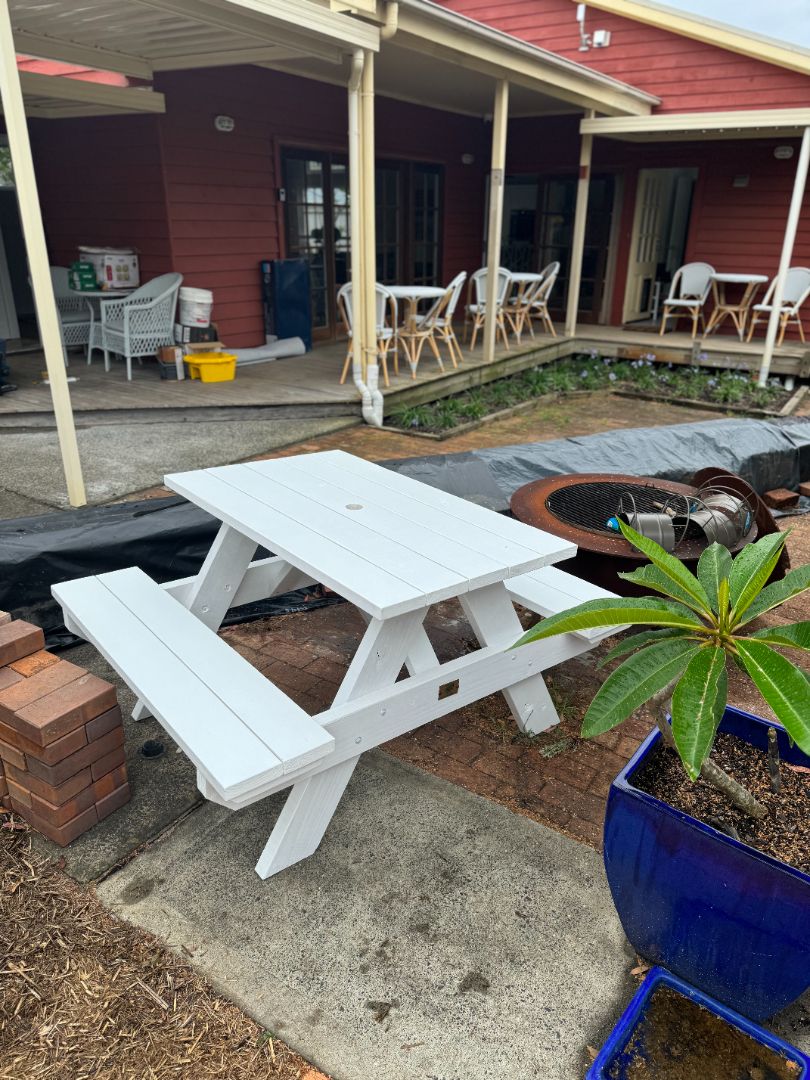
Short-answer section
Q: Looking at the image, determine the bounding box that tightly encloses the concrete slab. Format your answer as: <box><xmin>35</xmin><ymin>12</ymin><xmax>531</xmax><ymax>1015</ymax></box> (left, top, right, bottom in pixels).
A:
<box><xmin>28</xmin><ymin>643</ymin><xmax>201</xmax><ymax>882</ymax></box>
<box><xmin>98</xmin><ymin>750</ymin><xmax>637</xmax><ymax>1080</ymax></box>
<box><xmin>0</xmin><ymin>416</ymin><xmax>356</xmax><ymax>510</ymax></box>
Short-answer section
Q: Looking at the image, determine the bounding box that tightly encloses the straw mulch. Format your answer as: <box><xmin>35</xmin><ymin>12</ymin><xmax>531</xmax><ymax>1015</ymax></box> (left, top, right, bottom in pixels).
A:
<box><xmin>0</xmin><ymin>813</ymin><xmax>329</xmax><ymax>1080</ymax></box>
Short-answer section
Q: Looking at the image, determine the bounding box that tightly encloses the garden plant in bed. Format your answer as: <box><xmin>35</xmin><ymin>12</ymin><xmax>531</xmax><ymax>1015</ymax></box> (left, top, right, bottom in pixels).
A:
<box><xmin>388</xmin><ymin>354</ymin><xmax>789</xmax><ymax>434</ymax></box>
<box><xmin>516</xmin><ymin>525</ymin><xmax>810</xmax><ymax>1024</ymax></box>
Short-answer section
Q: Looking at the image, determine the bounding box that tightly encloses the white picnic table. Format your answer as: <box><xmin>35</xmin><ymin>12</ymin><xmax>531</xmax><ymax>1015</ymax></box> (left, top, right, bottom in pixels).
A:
<box><xmin>53</xmin><ymin>450</ymin><xmax>618</xmax><ymax>879</ymax></box>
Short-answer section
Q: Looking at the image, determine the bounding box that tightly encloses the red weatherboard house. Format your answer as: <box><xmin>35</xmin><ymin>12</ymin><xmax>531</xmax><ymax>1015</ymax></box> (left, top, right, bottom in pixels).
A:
<box><xmin>2</xmin><ymin>0</ymin><xmax>809</xmax><ymax>360</ymax></box>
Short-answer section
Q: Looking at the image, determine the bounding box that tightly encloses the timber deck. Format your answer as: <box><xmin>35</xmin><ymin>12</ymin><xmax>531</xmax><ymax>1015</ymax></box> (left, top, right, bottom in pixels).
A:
<box><xmin>1</xmin><ymin>325</ymin><xmax>806</xmax><ymax>429</ymax></box>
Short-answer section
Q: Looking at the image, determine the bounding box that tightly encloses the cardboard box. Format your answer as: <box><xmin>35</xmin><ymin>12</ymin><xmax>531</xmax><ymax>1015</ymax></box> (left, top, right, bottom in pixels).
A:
<box><xmin>78</xmin><ymin>247</ymin><xmax>139</xmax><ymax>290</ymax></box>
<box><xmin>174</xmin><ymin>322</ymin><xmax>219</xmax><ymax>344</ymax></box>
<box><xmin>158</xmin><ymin>346</ymin><xmax>185</xmax><ymax>380</ymax></box>
<box><xmin>183</xmin><ymin>340</ymin><xmax>224</xmax><ymax>354</ymax></box>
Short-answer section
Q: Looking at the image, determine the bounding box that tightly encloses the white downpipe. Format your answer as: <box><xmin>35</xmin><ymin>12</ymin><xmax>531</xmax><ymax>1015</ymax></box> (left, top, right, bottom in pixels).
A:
<box><xmin>0</xmin><ymin>1</ymin><xmax>86</xmax><ymax>506</ymax></box>
<box><xmin>348</xmin><ymin>49</ymin><xmax>382</xmax><ymax>426</ymax></box>
<box><xmin>758</xmin><ymin>125</ymin><xmax>810</xmax><ymax>386</ymax></box>
<box><xmin>381</xmin><ymin>1</ymin><xmax>399</xmax><ymax>39</ymax></box>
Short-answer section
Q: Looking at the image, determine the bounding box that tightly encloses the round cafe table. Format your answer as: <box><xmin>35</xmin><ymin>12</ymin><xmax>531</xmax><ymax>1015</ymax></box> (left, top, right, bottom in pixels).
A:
<box><xmin>705</xmin><ymin>272</ymin><xmax>768</xmax><ymax>341</ymax></box>
<box><xmin>387</xmin><ymin>284</ymin><xmax>446</xmax><ymax>373</ymax></box>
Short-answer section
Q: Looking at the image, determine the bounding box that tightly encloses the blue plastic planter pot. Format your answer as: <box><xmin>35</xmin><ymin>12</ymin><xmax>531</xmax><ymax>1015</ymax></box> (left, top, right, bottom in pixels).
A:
<box><xmin>587</xmin><ymin>966</ymin><xmax>810</xmax><ymax>1078</ymax></box>
<box><xmin>603</xmin><ymin>705</ymin><xmax>810</xmax><ymax>1021</ymax></box>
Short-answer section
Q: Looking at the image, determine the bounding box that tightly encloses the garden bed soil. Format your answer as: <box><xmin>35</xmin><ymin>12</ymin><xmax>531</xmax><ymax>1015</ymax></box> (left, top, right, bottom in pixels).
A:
<box><xmin>614</xmin><ymin>384</ymin><xmax>808</xmax><ymax>420</ymax></box>
<box><xmin>608</xmin><ymin>985</ymin><xmax>801</xmax><ymax>1079</ymax></box>
<box><xmin>633</xmin><ymin>732</ymin><xmax>810</xmax><ymax>873</ymax></box>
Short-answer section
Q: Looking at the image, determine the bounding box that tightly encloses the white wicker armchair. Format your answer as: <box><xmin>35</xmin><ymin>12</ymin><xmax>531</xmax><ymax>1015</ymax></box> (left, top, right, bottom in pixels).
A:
<box><xmin>51</xmin><ymin>267</ymin><xmax>93</xmax><ymax>358</ymax></box>
<box><xmin>97</xmin><ymin>273</ymin><xmax>182</xmax><ymax>380</ymax></box>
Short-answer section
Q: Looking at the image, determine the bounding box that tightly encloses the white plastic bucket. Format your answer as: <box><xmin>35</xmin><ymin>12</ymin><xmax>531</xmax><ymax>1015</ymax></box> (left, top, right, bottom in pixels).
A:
<box><xmin>179</xmin><ymin>287</ymin><xmax>213</xmax><ymax>327</ymax></box>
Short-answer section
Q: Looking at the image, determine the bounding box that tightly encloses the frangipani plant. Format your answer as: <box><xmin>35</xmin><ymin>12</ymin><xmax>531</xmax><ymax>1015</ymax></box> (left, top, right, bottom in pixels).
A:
<box><xmin>516</xmin><ymin>523</ymin><xmax>810</xmax><ymax>818</ymax></box>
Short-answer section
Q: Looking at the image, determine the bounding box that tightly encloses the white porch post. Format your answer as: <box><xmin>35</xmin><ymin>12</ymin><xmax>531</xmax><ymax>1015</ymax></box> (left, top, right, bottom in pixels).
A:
<box><xmin>360</xmin><ymin>48</ymin><xmax>377</xmax><ymax>386</ymax></box>
<box><xmin>483</xmin><ymin>79</ymin><xmax>509</xmax><ymax>364</ymax></box>
<box><xmin>758</xmin><ymin>125</ymin><xmax>810</xmax><ymax>386</ymax></box>
<box><xmin>565</xmin><ymin>109</ymin><xmax>595</xmax><ymax>338</ymax></box>
<box><xmin>0</xmin><ymin>0</ymin><xmax>86</xmax><ymax>506</ymax></box>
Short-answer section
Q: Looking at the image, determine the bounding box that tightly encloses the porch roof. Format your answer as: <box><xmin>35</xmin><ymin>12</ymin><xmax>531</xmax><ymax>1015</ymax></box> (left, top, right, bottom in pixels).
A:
<box><xmin>7</xmin><ymin>0</ymin><xmax>380</xmax><ymax>81</ymax></box>
<box><xmin>581</xmin><ymin>107</ymin><xmax>810</xmax><ymax>141</ymax></box>
<box><xmin>10</xmin><ymin>70</ymin><xmax>166</xmax><ymax>119</ymax></box>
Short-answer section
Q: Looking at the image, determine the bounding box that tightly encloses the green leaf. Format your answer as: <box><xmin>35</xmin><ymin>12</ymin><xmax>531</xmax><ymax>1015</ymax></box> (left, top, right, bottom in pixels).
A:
<box><xmin>617</xmin><ymin>520</ymin><xmax>712</xmax><ymax>613</ymax></box>
<box><xmin>671</xmin><ymin>647</ymin><xmax>728</xmax><ymax>779</ymax></box>
<box><xmin>728</xmin><ymin>532</ymin><xmax>788</xmax><ymax>625</ymax></box>
<box><xmin>514</xmin><ymin>597</ymin><xmax>705</xmax><ymax>648</ymax></box>
<box><xmin>618</xmin><ymin>565</ymin><xmax>710</xmax><ymax>615</ymax></box>
<box><xmin>697</xmin><ymin>543</ymin><xmax>733</xmax><ymax>615</ymax></box>
<box><xmin>748</xmin><ymin>621</ymin><xmax>810</xmax><ymax>651</ymax></box>
<box><xmin>736</xmin><ymin>640</ymin><xmax>810</xmax><ymax>754</ymax></box>
<box><xmin>736</xmin><ymin>562</ymin><xmax>810</xmax><ymax>627</ymax></box>
<box><xmin>598</xmin><ymin>628</ymin><xmax>693</xmax><ymax>669</ymax></box>
<box><xmin>581</xmin><ymin>638</ymin><xmax>702</xmax><ymax>738</ymax></box>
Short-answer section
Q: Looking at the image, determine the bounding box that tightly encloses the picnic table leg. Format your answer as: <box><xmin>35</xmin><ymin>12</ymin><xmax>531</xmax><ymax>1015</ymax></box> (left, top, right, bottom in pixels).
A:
<box><xmin>460</xmin><ymin>582</ymin><xmax>561</xmax><ymax>735</ymax></box>
<box><xmin>132</xmin><ymin>523</ymin><xmax>257</xmax><ymax>721</ymax></box>
<box><xmin>254</xmin><ymin>608</ymin><xmax>426</xmax><ymax>879</ymax></box>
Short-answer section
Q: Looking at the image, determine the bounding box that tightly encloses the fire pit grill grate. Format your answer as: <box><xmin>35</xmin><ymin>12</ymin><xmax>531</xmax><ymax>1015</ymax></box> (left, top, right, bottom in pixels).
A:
<box><xmin>545</xmin><ymin>480</ymin><xmax>686</xmax><ymax>535</ymax></box>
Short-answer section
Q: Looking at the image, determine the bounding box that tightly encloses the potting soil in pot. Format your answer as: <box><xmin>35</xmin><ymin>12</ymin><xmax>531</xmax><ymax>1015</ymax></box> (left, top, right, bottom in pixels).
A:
<box><xmin>632</xmin><ymin>733</ymin><xmax>810</xmax><ymax>873</ymax></box>
<box><xmin>608</xmin><ymin>986</ymin><xmax>801</xmax><ymax>1079</ymax></box>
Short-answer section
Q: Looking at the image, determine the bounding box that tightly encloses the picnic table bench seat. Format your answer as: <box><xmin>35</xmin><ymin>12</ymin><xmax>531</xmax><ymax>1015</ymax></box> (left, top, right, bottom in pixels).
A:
<box><xmin>505</xmin><ymin>565</ymin><xmax>619</xmax><ymax>641</ymax></box>
<box><xmin>52</xmin><ymin>567</ymin><xmax>334</xmax><ymax>803</ymax></box>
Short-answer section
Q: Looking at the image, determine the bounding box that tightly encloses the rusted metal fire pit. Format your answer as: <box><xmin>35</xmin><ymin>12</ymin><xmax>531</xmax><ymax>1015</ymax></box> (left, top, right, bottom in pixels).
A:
<box><xmin>510</xmin><ymin>471</ymin><xmax>778</xmax><ymax>596</ymax></box>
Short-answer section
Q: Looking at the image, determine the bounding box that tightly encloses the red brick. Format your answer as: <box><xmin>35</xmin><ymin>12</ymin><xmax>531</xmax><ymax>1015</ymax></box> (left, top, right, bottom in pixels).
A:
<box><xmin>799</xmin><ymin>482</ymin><xmax>810</xmax><ymax>499</ymax></box>
<box><xmin>304</xmin><ymin>656</ymin><xmax>348</xmax><ymax>682</ymax></box>
<box><xmin>11</xmin><ymin>674</ymin><xmax>117</xmax><ymax>747</ymax></box>
<box><xmin>0</xmin><ymin>719</ymin><xmax>87</xmax><ymax>766</ymax></box>
<box><xmin>564</xmin><ymin>817</ymin><xmax>604</xmax><ymax>849</ymax></box>
<box><xmin>85</xmin><ymin>705</ymin><xmax>122</xmax><ymax>742</ymax></box>
<box><xmin>0</xmin><ymin>621</ymin><xmax>45</xmax><ymax>668</ymax></box>
<box><xmin>0</xmin><ymin>668</ymin><xmax>23</xmax><ymax>692</ymax></box>
<box><xmin>9</xmin><ymin>651</ymin><xmax>60</xmax><ymax>678</ymax></box>
<box><xmin>25</xmin><ymin>726</ymin><xmax>124</xmax><ymax>786</ymax></box>
<box><xmin>473</xmin><ymin>749</ymin><xmax>519</xmax><ymax>784</ymax></box>
<box><xmin>7</xmin><ymin>777</ymin><xmax>31</xmax><ymax>807</ymax></box>
<box><xmin>0</xmin><ymin>738</ymin><xmax>27</xmax><ymax>771</ymax></box>
<box><xmin>90</xmin><ymin>745</ymin><xmax>126</xmax><ymax>782</ymax></box>
<box><xmin>262</xmin><ymin>641</ymin><xmax>314</xmax><ymax>668</ymax></box>
<box><xmin>0</xmin><ymin>659</ymin><xmax>86</xmax><ymax>720</ymax></box>
<box><xmin>432</xmin><ymin>730</ymin><xmax>482</xmax><ymax>766</ymax></box>
<box><xmin>29</xmin><ymin>783</ymin><xmax>98</xmax><ymax>826</ymax></box>
<box><xmin>0</xmin><ymin>610</ymin><xmax>10</xmax><ymax>626</ymax></box>
<box><xmin>763</xmin><ymin>488</ymin><xmax>799</xmax><ymax>509</ymax></box>
<box><xmin>5</xmin><ymin>761</ymin><xmax>92</xmax><ymax>805</ymax></box>
<box><xmin>18</xmin><ymin>802</ymin><xmax>98</xmax><ymax>847</ymax></box>
<box><xmin>96</xmin><ymin>782</ymin><xmax>131</xmax><ymax>822</ymax></box>
<box><xmin>543</xmin><ymin>755</ymin><xmax>598</xmax><ymax>792</ymax></box>
<box><xmin>92</xmin><ymin>764</ymin><xmax>128</xmax><ymax>800</ymax></box>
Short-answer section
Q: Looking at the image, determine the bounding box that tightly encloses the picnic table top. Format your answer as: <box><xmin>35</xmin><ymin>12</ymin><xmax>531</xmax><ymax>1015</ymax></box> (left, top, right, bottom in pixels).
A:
<box><xmin>166</xmin><ymin>450</ymin><xmax>576</xmax><ymax>619</ymax></box>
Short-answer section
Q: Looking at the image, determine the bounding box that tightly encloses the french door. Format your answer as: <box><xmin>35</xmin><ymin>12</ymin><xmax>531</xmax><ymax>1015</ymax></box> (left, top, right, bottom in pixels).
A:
<box><xmin>283</xmin><ymin>149</ymin><xmax>443</xmax><ymax>338</ymax></box>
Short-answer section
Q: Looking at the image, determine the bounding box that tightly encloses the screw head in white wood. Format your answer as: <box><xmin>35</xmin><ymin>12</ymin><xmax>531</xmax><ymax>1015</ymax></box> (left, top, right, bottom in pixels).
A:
<box><xmin>346</xmin><ymin>503</ymin><xmax>364</xmax><ymax>510</ymax></box>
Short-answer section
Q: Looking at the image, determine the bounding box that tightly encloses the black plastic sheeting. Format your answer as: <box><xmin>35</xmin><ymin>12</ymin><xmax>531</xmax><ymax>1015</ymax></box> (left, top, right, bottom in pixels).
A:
<box><xmin>2</xmin><ymin>415</ymin><xmax>808</xmax><ymax>645</ymax></box>
<box><xmin>384</xmin><ymin>416</ymin><xmax>810</xmax><ymax>512</ymax></box>
<box><xmin>0</xmin><ymin>496</ymin><xmax>344</xmax><ymax>648</ymax></box>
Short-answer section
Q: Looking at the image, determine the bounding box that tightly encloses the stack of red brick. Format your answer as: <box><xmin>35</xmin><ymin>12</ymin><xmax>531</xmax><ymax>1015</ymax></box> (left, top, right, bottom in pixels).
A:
<box><xmin>0</xmin><ymin>611</ymin><xmax>130</xmax><ymax>845</ymax></box>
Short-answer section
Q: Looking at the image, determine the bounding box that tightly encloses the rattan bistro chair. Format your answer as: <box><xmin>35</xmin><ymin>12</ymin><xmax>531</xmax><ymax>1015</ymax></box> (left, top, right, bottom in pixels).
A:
<box><xmin>97</xmin><ymin>273</ymin><xmax>182</xmax><ymax>380</ymax></box>
<box><xmin>659</xmin><ymin>262</ymin><xmax>715</xmax><ymax>339</ymax></box>
<box><xmin>746</xmin><ymin>267</ymin><xmax>810</xmax><ymax>345</ymax></box>
<box><xmin>338</xmin><ymin>281</ymin><xmax>398</xmax><ymax>387</ymax></box>
<box><xmin>526</xmin><ymin>261</ymin><xmax>560</xmax><ymax>338</ymax></box>
<box><xmin>465</xmin><ymin>266</ymin><xmax>512</xmax><ymax>351</ymax></box>
<box><xmin>51</xmin><ymin>267</ymin><xmax>92</xmax><ymax>360</ymax></box>
<box><xmin>415</xmin><ymin>271</ymin><xmax>466</xmax><ymax>367</ymax></box>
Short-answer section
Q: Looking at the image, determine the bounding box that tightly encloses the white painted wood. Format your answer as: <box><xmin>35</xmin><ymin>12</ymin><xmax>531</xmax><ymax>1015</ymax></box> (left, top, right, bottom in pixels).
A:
<box><xmin>163</xmin><ymin>556</ymin><xmax>316</xmax><ymax>608</ymax></box>
<box><xmin>205</xmin><ymin>629</ymin><xmax>593</xmax><ymax>807</ymax></box>
<box><xmin>505</xmin><ymin>566</ymin><xmax>621</xmax><ymax>641</ymax></box>
<box><xmin>185</xmin><ymin>524</ymin><xmax>258</xmax><ymax>630</ymax></box>
<box><xmin>254</xmin><ymin>610</ymin><xmax>424</xmax><ymax>878</ymax></box>
<box><xmin>461</xmin><ymin>583</ymin><xmax>560</xmax><ymax>735</ymax></box>
<box><xmin>53</xmin><ymin>569</ymin><xmax>333</xmax><ymax>797</ymax></box>
<box><xmin>253</xmin><ymin>453</ymin><xmax>552</xmax><ymax>577</ymax></box>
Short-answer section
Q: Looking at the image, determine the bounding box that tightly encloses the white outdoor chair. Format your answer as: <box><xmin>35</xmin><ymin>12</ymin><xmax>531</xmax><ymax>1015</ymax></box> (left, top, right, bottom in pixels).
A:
<box><xmin>747</xmin><ymin>267</ymin><xmax>810</xmax><ymax>345</ymax></box>
<box><xmin>465</xmin><ymin>266</ymin><xmax>512</xmax><ymax>352</ymax></box>
<box><xmin>400</xmin><ymin>281</ymin><xmax>456</xmax><ymax>376</ymax></box>
<box><xmin>416</xmin><ymin>271</ymin><xmax>467</xmax><ymax>367</ymax></box>
<box><xmin>96</xmin><ymin>273</ymin><xmax>182</xmax><ymax>380</ymax></box>
<box><xmin>659</xmin><ymin>262</ymin><xmax>715</xmax><ymax>339</ymax></box>
<box><xmin>51</xmin><ymin>266</ymin><xmax>92</xmax><ymax>361</ymax></box>
<box><xmin>338</xmin><ymin>282</ymin><xmax>398</xmax><ymax>387</ymax></box>
<box><xmin>526</xmin><ymin>261</ymin><xmax>560</xmax><ymax>339</ymax></box>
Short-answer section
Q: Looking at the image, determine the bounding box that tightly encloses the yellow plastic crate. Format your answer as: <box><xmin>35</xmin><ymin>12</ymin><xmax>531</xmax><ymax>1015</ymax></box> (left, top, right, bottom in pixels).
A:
<box><xmin>186</xmin><ymin>352</ymin><xmax>237</xmax><ymax>383</ymax></box>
